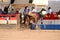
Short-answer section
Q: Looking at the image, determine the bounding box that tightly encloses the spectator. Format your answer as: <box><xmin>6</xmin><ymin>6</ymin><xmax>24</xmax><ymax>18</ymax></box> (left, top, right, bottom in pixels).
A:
<box><xmin>47</xmin><ymin>7</ymin><xmax>52</xmax><ymax>14</ymax></box>
<box><xmin>23</xmin><ymin>6</ymin><xmax>30</xmax><ymax>14</ymax></box>
<box><xmin>4</xmin><ymin>6</ymin><xmax>9</xmax><ymax>14</ymax></box>
<box><xmin>19</xmin><ymin>8</ymin><xmax>24</xmax><ymax>14</ymax></box>
<box><xmin>10</xmin><ymin>9</ymin><xmax>15</xmax><ymax>14</ymax></box>
<box><xmin>23</xmin><ymin>6</ymin><xmax>30</xmax><ymax>24</ymax></box>
<box><xmin>31</xmin><ymin>7</ymin><xmax>37</xmax><ymax>12</ymax></box>
<box><xmin>19</xmin><ymin>8</ymin><xmax>24</xmax><ymax>23</ymax></box>
<box><xmin>0</xmin><ymin>9</ymin><xmax>2</xmax><ymax>13</ymax></box>
<box><xmin>58</xmin><ymin>10</ymin><xmax>60</xmax><ymax>15</ymax></box>
<box><xmin>29</xmin><ymin>7</ymin><xmax>37</xmax><ymax>15</ymax></box>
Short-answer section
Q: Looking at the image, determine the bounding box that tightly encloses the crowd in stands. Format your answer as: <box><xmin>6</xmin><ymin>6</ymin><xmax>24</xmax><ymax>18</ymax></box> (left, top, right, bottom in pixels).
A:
<box><xmin>0</xmin><ymin>5</ymin><xmax>60</xmax><ymax>29</ymax></box>
<box><xmin>0</xmin><ymin>6</ymin><xmax>16</xmax><ymax>14</ymax></box>
<box><xmin>0</xmin><ymin>5</ymin><xmax>60</xmax><ymax>24</ymax></box>
<box><xmin>18</xmin><ymin>6</ymin><xmax>60</xmax><ymax>25</ymax></box>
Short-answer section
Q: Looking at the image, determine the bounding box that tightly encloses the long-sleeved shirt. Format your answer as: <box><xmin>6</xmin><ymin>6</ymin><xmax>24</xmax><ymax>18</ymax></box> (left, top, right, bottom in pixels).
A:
<box><xmin>47</xmin><ymin>9</ymin><xmax>52</xmax><ymax>14</ymax></box>
<box><xmin>23</xmin><ymin>8</ymin><xmax>30</xmax><ymax>15</ymax></box>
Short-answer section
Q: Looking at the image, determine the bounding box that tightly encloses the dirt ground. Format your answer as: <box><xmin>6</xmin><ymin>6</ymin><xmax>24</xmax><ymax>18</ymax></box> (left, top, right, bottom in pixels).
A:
<box><xmin>0</xmin><ymin>9</ymin><xmax>60</xmax><ymax>40</ymax></box>
<box><xmin>0</xmin><ymin>14</ymin><xmax>60</xmax><ymax>40</ymax></box>
<box><xmin>0</xmin><ymin>29</ymin><xmax>60</xmax><ymax>40</ymax></box>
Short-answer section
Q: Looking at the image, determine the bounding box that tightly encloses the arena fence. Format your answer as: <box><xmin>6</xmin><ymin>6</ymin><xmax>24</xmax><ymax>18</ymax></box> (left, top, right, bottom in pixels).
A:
<box><xmin>38</xmin><ymin>20</ymin><xmax>60</xmax><ymax>30</ymax></box>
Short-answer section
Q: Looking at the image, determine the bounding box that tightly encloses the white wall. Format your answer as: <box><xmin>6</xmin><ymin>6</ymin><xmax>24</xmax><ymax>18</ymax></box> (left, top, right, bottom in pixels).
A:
<box><xmin>14</xmin><ymin>0</ymin><xmax>29</xmax><ymax>4</ymax></box>
<box><xmin>48</xmin><ymin>1</ymin><xmax>60</xmax><ymax>12</ymax></box>
<box><xmin>0</xmin><ymin>0</ymin><xmax>10</xmax><ymax>4</ymax></box>
<box><xmin>32</xmin><ymin>0</ymin><xmax>48</xmax><ymax>5</ymax></box>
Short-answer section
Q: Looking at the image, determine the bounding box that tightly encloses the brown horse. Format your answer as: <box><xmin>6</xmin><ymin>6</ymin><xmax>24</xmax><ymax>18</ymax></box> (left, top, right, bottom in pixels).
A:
<box><xmin>25</xmin><ymin>13</ymin><xmax>40</xmax><ymax>28</ymax></box>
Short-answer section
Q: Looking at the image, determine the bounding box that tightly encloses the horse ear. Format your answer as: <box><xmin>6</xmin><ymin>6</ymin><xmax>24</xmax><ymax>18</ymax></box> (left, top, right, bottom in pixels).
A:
<box><xmin>10</xmin><ymin>0</ymin><xmax>15</xmax><ymax>4</ymax></box>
